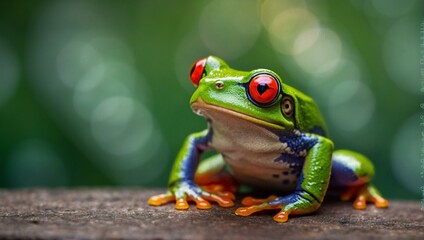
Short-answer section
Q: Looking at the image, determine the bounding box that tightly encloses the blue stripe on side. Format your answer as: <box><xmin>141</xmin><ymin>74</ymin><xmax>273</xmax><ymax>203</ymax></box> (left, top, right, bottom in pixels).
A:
<box><xmin>329</xmin><ymin>155</ymin><xmax>358</xmax><ymax>188</ymax></box>
<box><xmin>278</xmin><ymin>131</ymin><xmax>318</xmax><ymax>154</ymax></box>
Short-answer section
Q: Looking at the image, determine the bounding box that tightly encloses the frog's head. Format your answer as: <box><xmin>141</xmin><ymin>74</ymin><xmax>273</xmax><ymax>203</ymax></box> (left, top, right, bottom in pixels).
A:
<box><xmin>189</xmin><ymin>56</ymin><xmax>297</xmax><ymax>130</ymax></box>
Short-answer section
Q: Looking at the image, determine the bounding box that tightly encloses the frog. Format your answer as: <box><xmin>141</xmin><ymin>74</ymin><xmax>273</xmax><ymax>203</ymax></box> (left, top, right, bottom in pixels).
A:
<box><xmin>148</xmin><ymin>56</ymin><xmax>388</xmax><ymax>223</ymax></box>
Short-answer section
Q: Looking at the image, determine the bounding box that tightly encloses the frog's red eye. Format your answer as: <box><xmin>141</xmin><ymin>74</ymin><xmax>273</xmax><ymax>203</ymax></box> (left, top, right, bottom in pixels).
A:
<box><xmin>190</xmin><ymin>58</ymin><xmax>206</xmax><ymax>87</ymax></box>
<box><xmin>247</xmin><ymin>74</ymin><xmax>280</xmax><ymax>107</ymax></box>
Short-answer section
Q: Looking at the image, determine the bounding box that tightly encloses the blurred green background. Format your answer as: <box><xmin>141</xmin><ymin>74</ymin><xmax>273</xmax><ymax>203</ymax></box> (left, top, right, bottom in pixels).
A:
<box><xmin>0</xmin><ymin>0</ymin><xmax>422</xmax><ymax>199</ymax></box>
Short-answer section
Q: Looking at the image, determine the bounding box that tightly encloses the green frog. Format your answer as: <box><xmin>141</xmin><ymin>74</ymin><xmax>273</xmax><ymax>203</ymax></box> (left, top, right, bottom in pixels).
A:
<box><xmin>148</xmin><ymin>56</ymin><xmax>388</xmax><ymax>223</ymax></box>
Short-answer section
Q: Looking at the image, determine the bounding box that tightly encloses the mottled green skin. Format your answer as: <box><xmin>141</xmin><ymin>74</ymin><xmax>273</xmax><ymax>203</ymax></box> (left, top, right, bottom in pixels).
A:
<box><xmin>166</xmin><ymin>56</ymin><xmax>376</xmax><ymax>218</ymax></box>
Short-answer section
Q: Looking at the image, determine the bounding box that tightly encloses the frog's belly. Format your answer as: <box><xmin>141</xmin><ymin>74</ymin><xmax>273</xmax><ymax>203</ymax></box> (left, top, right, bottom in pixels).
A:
<box><xmin>206</xmin><ymin>110</ymin><xmax>303</xmax><ymax>192</ymax></box>
<box><xmin>222</xmin><ymin>154</ymin><xmax>301</xmax><ymax>192</ymax></box>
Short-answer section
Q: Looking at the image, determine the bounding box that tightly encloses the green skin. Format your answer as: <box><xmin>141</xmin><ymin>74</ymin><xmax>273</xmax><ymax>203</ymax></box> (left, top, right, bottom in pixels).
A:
<box><xmin>152</xmin><ymin>56</ymin><xmax>386</xmax><ymax>222</ymax></box>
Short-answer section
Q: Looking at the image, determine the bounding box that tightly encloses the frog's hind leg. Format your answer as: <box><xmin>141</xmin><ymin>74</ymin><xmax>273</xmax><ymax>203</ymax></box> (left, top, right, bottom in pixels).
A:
<box><xmin>195</xmin><ymin>154</ymin><xmax>237</xmax><ymax>199</ymax></box>
<box><xmin>330</xmin><ymin>149</ymin><xmax>389</xmax><ymax>209</ymax></box>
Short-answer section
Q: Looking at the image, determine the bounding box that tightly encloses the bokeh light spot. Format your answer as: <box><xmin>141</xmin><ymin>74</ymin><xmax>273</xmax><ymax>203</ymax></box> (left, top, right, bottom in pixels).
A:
<box><xmin>57</xmin><ymin>40</ymin><xmax>104</xmax><ymax>89</ymax></box>
<box><xmin>91</xmin><ymin>97</ymin><xmax>153</xmax><ymax>157</ymax></box>
<box><xmin>72</xmin><ymin>62</ymin><xmax>136</xmax><ymax>120</ymax></box>
<box><xmin>260</xmin><ymin>0</ymin><xmax>306</xmax><ymax>30</ymax></box>
<box><xmin>91</xmin><ymin>96</ymin><xmax>135</xmax><ymax>141</ymax></box>
<box><xmin>294</xmin><ymin>28</ymin><xmax>343</xmax><ymax>76</ymax></box>
<box><xmin>293</xmin><ymin>27</ymin><xmax>321</xmax><ymax>55</ymax></box>
<box><xmin>267</xmin><ymin>8</ymin><xmax>319</xmax><ymax>55</ymax></box>
<box><xmin>383</xmin><ymin>16</ymin><xmax>420</xmax><ymax>95</ymax></box>
<box><xmin>199</xmin><ymin>0</ymin><xmax>261</xmax><ymax>59</ymax></box>
<box><xmin>308</xmin><ymin>58</ymin><xmax>362</xmax><ymax>86</ymax></box>
<box><xmin>328</xmin><ymin>80</ymin><xmax>375</xmax><ymax>132</ymax></box>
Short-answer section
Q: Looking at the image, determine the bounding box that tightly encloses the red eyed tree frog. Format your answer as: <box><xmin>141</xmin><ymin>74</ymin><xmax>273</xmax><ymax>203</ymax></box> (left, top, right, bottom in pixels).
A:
<box><xmin>149</xmin><ymin>56</ymin><xmax>388</xmax><ymax>223</ymax></box>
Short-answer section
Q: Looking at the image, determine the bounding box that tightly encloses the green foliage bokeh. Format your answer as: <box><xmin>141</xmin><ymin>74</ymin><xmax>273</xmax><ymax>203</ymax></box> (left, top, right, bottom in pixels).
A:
<box><xmin>0</xmin><ymin>0</ymin><xmax>422</xmax><ymax>199</ymax></box>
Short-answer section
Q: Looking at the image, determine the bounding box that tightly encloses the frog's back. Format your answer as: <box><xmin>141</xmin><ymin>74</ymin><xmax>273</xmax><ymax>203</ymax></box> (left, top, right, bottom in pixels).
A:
<box><xmin>284</xmin><ymin>84</ymin><xmax>328</xmax><ymax>137</ymax></box>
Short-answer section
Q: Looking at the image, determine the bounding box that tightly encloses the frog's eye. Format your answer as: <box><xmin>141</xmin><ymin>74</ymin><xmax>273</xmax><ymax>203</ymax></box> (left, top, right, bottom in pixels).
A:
<box><xmin>190</xmin><ymin>58</ymin><xmax>207</xmax><ymax>87</ymax></box>
<box><xmin>247</xmin><ymin>74</ymin><xmax>280</xmax><ymax>107</ymax></box>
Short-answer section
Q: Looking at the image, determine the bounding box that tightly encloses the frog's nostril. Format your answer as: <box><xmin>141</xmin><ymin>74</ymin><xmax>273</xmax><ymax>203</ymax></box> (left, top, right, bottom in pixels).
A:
<box><xmin>215</xmin><ymin>81</ymin><xmax>224</xmax><ymax>90</ymax></box>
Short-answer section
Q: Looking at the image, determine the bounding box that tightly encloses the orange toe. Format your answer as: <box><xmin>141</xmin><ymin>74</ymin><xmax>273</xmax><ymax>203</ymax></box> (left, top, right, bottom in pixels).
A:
<box><xmin>373</xmin><ymin>197</ymin><xmax>389</xmax><ymax>208</ymax></box>
<box><xmin>346</xmin><ymin>184</ymin><xmax>389</xmax><ymax>210</ymax></box>
<box><xmin>175</xmin><ymin>198</ymin><xmax>189</xmax><ymax>210</ymax></box>
<box><xmin>235</xmin><ymin>206</ymin><xmax>254</xmax><ymax>216</ymax></box>
<box><xmin>235</xmin><ymin>204</ymin><xmax>281</xmax><ymax>217</ymax></box>
<box><xmin>193</xmin><ymin>198</ymin><xmax>212</xmax><ymax>210</ymax></box>
<box><xmin>217</xmin><ymin>191</ymin><xmax>236</xmax><ymax>200</ymax></box>
<box><xmin>273</xmin><ymin>211</ymin><xmax>290</xmax><ymax>223</ymax></box>
<box><xmin>148</xmin><ymin>193</ymin><xmax>175</xmax><ymax>206</ymax></box>
<box><xmin>353</xmin><ymin>197</ymin><xmax>367</xmax><ymax>210</ymax></box>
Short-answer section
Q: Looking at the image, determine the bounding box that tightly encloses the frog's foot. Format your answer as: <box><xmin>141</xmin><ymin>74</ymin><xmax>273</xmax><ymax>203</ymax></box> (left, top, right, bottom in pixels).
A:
<box><xmin>197</xmin><ymin>173</ymin><xmax>237</xmax><ymax>201</ymax></box>
<box><xmin>197</xmin><ymin>172</ymin><xmax>238</xmax><ymax>194</ymax></box>
<box><xmin>149</xmin><ymin>192</ymin><xmax>209</xmax><ymax>210</ymax></box>
<box><xmin>241</xmin><ymin>195</ymin><xmax>279</xmax><ymax>206</ymax></box>
<box><xmin>341</xmin><ymin>183</ymin><xmax>389</xmax><ymax>210</ymax></box>
<box><xmin>148</xmin><ymin>181</ymin><xmax>234</xmax><ymax>210</ymax></box>
<box><xmin>235</xmin><ymin>202</ymin><xmax>286</xmax><ymax>222</ymax></box>
<box><xmin>148</xmin><ymin>191</ymin><xmax>175</xmax><ymax>206</ymax></box>
<box><xmin>148</xmin><ymin>192</ymin><xmax>216</xmax><ymax>210</ymax></box>
<box><xmin>235</xmin><ymin>193</ymin><xmax>320</xmax><ymax>223</ymax></box>
<box><xmin>201</xmin><ymin>184</ymin><xmax>236</xmax><ymax>201</ymax></box>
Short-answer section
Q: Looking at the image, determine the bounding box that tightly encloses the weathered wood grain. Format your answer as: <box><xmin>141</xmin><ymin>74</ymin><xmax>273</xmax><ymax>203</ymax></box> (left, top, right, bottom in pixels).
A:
<box><xmin>0</xmin><ymin>189</ymin><xmax>422</xmax><ymax>239</ymax></box>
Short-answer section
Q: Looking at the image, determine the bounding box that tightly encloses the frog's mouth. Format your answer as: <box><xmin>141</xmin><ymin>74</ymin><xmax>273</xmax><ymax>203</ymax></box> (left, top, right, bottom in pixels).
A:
<box><xmin>191</xmin><ymin>97</ymin><xmax>284</xmax><ymax>130</ymax></box>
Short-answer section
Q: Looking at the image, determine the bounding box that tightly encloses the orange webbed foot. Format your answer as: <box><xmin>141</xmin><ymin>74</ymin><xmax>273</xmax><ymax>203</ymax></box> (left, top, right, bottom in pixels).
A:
<box><xmin>201</xmin><ymin>184</ymin><xmax>236</xmax><ymax>201</ymax></box>
<box><xmin>341</xmin><ymin>183</ymin><xmax>389</xmax><ymax>210</ymax></box>
<box><xmin>241</xmin><ymin>195</ymin><xmax>279</xmax><ymax>206</ymax></box>
<box><xmin>149</xmin><ymin>192</ymin><xmax>233</xmax><ymax>210</ymax></box>
<box><xmin>197</xmin><ymin>180</ymin><xmax>237</xmax><ymax>207</ymax></box>
<box><xmin>273</xmin><ymin>211</ymin><xmax>291</xmax><ymax>223</ymax></box>
<box><xmin>202</xmin><ymin>192</ymin><xmax>235</xmax><ymax>208</ymax></box>
<box><xmin>148</xmin><ymin>181</ymin><xmax>235</xmax><ymax>210</ymax></box>
<box><xmin>235</xmin><ymin>203</ymin><xmax>282</xmax><ymax>217</ymax></box>
<box><xmin>235</xmin><ymin>202</ymin><xmax>292</xmax><ymax>223</ymax></box>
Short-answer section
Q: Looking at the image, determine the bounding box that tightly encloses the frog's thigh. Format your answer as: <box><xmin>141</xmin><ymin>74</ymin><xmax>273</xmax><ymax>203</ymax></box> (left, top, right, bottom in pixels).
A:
<box><xmin>329</xmin><ymin>149</ymin><xmax>375</xmax><ymax>188</ymax></box>
<box><xmin>194</xmin><ymin>154</ymin><xmax>227</xmax><ymax>185</ymax></box>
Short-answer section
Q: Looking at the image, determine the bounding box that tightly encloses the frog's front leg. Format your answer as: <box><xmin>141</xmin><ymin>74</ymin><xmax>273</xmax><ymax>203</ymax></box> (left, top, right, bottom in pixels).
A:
<box><xmin>148</xmin><ymin>129</ymin><xmax>234</xmax><ymax>210</ymax></box>
<box><xmin>236</xmin><ymin>135</ymin><xmax>333</xmax><ymax>223</ymax></box>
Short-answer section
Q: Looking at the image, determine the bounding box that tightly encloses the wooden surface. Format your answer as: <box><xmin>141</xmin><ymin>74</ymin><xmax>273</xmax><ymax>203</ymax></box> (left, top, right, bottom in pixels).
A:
<box><xmin>0</xmin><ymin>188</ymin><xmax>422</xmax><ymax>239</ymax></box>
